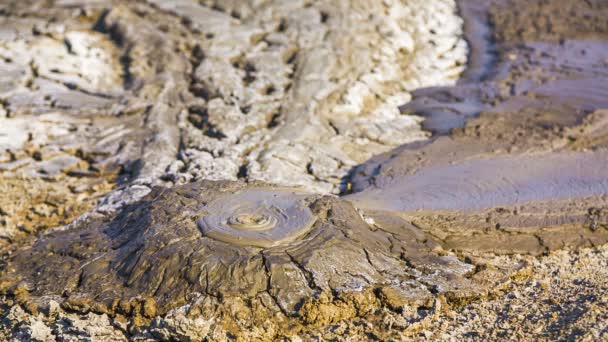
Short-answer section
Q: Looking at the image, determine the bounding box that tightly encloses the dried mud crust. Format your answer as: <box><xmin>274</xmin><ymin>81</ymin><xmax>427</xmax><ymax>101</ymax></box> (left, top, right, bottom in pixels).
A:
<box><xmin>0</xmin><ymin>176</ymin><xmax>113</xmax><ymax>251</ymax></box>
<box><xmin>0</xmin><ymin>0</ymin><xmax>197</xmax><ymax>249</ymax></box>
<box><xmin>0</xmin><ymin>0</ymin><xmax>201</xmax><ymax>217</ymax></box>
<box><xmin>151</xmin><ymin>0</ymin><xmax>468</xmax><ymax>194</ymax></box>
<box><xmin>0</xmin><ymin>0</ymin><xmax>469</xmax><ymax>243</ymax></box>
<box><xmin>422</xmin><ymin>245</ymin><xmax>608</xmax><ymax>340</ymax></box>
<box><xmin>0</xmin><ymin>180</ymin><xmax>521</xmax><ymax>339</ymax></box>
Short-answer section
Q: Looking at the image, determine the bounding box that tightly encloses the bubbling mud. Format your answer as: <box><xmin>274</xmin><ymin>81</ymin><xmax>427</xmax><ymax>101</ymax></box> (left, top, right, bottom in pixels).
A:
<box><xmin>197</xmin><ymin>188</ymin><xmax>317</xmax><ymax>248</ymax></box>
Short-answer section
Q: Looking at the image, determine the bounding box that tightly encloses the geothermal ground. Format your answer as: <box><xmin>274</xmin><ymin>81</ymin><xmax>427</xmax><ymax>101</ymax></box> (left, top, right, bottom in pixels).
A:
<box><xmin>0</xmin><ymin>0</ymin><xmax>607</xmax><ymax>340</ymax></box>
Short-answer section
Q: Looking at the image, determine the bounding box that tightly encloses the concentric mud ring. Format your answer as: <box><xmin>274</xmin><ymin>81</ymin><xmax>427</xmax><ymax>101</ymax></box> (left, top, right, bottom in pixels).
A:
<box><xmin>197</xmin><ymin>188</ymin><xmax>317</xmax><ymax>248</ymax></box>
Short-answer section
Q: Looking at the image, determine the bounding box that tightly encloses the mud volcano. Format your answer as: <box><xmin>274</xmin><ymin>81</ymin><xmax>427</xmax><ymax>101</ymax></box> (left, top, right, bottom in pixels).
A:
<box><xmin>1</xmin><ymin>0</ymin><xmax>608</xmax><ymax>340</ymax></box>
<box><xmin>1</xmin><ymin>180</ymin><xmax>515</xmax><ymax>338</ymax></box>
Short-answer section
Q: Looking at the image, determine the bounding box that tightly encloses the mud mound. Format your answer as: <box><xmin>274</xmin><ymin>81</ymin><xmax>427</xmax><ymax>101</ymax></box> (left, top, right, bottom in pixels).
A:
<box><xmin>1</xmin><ymin>180</ymin><xmax>517</xmax><ymax>338</ymax></box>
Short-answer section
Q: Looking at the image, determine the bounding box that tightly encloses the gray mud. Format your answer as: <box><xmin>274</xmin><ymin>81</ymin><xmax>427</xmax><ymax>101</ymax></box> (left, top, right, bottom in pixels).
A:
<box><xmin>347</xmin><ymin>0</ymin><xmax>608</xmax><ymax>257</ymax></box>
<box><xmin>349</xmin><ymin>150</ymin><xmax>608</xmax><ymax>212</ymax></box>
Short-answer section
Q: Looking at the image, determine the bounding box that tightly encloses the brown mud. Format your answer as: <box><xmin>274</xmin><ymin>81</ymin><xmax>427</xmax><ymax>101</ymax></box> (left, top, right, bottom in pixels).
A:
<box><xmin>0</xmin><ymin>0</ymin><xmax>607</xmax><ymax>340</ymax></box>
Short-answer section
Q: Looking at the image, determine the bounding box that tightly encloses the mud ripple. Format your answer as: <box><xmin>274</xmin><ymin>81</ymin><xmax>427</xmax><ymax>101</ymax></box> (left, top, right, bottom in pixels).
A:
<box><xmin>198</xmin><ymin>188</ymin><xmax>317</xmax><ymax>248</ymax></box>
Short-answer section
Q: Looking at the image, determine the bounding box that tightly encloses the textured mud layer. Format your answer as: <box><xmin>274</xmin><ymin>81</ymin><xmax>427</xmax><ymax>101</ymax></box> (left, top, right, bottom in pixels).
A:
<box><xmin>0</xmin><ymin>0</ymin><xmax>468</xmax><ymax>236</ymax></box>
<box><xmin>0</xmin><ymin>0</ymin><xmax>607</xmax><ymax>340</ymax></box>
<box><xmin>0</xmin><ymin>0</ymin><xmax>194</xmax><ymax>250</ymax></box>
<box><xmin>0</xmin><ymin>176</ymin><xmax>113</xmax><ymax>252</ymax></box>
<box><xmin>1</xmin><ymin>180</ymin><xmax>516</xmax><ymax>339</ymax></box>
<box><xmin>158</xmin><ymin>0</ymin><xmax>467</xmax><ymax>193</ymax></box>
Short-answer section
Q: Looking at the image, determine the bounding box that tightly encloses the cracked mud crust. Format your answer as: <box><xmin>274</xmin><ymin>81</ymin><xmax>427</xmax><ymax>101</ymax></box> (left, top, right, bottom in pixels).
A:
<box><xmin>0</xmin><ymin>0</ymin><xmax>607</xmax><ymax>340</ymax></box>
<box><xmin>1</xmin><ymin>180</ymin><xmax>518</xmax><ymax>338</ymax></box>
<box><xmin>158</xmin><ymin>0</ymin><xmax>467</xmax><ymax>194</ymax></box>
<box><xmin>0</xmin><ymin>176</ymin><xmax>113</xmax><ymax>252</ymax></box>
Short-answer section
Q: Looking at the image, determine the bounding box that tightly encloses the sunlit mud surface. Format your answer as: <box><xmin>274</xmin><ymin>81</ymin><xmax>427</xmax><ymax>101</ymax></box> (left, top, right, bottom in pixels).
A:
<box><xmin>0</xmin><ymin>0</ymin><xmax>607</xmax><ymax>340</ymax></box>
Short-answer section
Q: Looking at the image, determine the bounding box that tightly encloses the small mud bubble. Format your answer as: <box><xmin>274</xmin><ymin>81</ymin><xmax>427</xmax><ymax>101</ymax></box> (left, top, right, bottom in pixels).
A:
<box><xmin>198</xmin><ymin>188</ymin><xmax>317</xmax><ymax>248</ymax></box>
<box><xmin>227</xmin><ymin>212</ymin><xmax>277</xmax><ymax>231</ymax></box>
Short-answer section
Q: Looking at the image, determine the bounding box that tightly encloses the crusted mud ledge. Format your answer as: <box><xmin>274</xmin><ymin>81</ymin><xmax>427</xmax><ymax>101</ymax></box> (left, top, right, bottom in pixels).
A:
<box><xmin>0</xmin><ymin>0</ymin><xmax>607</xmax><ymax>340</ymax></box>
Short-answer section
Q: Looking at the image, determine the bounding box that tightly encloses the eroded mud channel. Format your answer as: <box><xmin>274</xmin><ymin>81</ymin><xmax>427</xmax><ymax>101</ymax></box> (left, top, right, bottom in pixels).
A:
<box><xmin>0</xmin><ymin>0</ymin><xmax>607</xmax><ymax>340</ymax></box>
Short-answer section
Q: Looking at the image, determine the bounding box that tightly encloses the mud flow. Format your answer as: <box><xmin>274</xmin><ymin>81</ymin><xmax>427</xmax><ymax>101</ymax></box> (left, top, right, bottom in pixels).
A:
<box><xmin>1</xmin><ymin>0</ymin><xmax>607</xmax><ymax>340</ymax></box>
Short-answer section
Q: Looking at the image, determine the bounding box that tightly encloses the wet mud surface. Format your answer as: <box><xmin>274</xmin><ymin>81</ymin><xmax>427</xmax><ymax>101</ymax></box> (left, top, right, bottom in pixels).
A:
<box><xmin>0</xmin><ymin>0</ymin><xmax>607</xmax><ymax>340</ymax></box>
<box><xmin>348</xmin><ymin>0</ymin><xmax>608</xmax><ymax>255</ymax></box>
